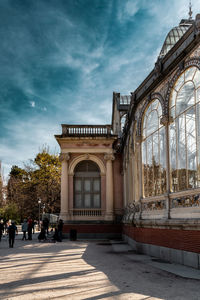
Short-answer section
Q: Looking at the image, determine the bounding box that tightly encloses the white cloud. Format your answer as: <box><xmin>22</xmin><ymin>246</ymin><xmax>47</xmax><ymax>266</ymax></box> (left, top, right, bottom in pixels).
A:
<box><xmin>30</xmin><ymin>101</ymin><xmax>36</xmax><ymax>108</ymax></box>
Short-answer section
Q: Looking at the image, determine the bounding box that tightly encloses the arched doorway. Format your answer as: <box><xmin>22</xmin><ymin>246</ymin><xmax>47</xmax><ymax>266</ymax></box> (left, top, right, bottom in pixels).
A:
<box><xmin>74</xmin><ymin>160</ymin><xmax>101</xmax><ymax>208</ymax></box>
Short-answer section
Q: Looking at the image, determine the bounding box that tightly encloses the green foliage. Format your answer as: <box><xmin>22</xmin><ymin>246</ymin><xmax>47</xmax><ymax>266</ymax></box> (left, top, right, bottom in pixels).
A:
<box><xmin>7</xmin><ymin>149</ymin><xmax>61</xmax><ymax>221</ymax></box>
<box><xmin>0</xmin><ymin>203</ymin><xmax>20</xmax><ymax>224</ymax></box>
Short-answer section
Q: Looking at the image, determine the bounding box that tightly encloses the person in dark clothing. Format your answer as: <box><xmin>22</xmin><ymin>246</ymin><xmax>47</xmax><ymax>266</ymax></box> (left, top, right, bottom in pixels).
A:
<box><xmin>27</xmin><ymin>217</ymin><xmax>33</xmax><ymax>240</ymax></box>
<box><xmin>0</xmin><ymin>220</ymin><xmax>4</xmax><ymax>242</ymax></box>
<box><xmin>8</xmin><ymin>221</ymin><xmax>18</xmax><ymax>248</ymax></box>
<box><xmin>22</xmin><ymin>219</ymin><xmax>28</xmax><ymax>240</ymax></box>
<box><xmin>38</xmin><ymin>225</ymin><xmax>46</xmax><ymax>241</ymax></box>
<box><xmin>57</xmin><ymin>219</ymin><xmax>63</xmax><ymax>242</ymax></box>
<box><xmin>52</xmin><ymin>228</ymin><xmax>60</xmax><ymax>242</ymax></box>
<box><xmin>43</xmin><ymin>218</ymin><xmax>49</xmax><ymax>235</ymax></box>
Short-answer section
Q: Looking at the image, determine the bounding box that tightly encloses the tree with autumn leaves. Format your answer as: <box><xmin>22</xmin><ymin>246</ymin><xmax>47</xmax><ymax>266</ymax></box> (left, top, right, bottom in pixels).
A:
<box><xmin>6</xmin><ymin>150</ymin><xmax>61</xmax><ymax>222</ymax></box>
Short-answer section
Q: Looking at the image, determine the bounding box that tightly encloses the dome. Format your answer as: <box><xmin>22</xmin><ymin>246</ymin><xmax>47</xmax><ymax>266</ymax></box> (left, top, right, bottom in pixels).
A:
<box><xmin>159</xmin><ymin>19</ymin><xmax>193</xmax><ymax>58</ymax></box>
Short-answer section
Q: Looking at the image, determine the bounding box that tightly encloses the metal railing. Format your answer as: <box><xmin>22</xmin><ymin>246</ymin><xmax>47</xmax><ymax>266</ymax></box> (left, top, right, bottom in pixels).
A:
<box><xmin>72</xmin><ymin>209</ymin><xmax>102</xmax><ymax>216</ymax></box>
<box><xmin>62</xmin><ymin>125</ymin><xmax>112</xmax><ymax>136</ymax></box>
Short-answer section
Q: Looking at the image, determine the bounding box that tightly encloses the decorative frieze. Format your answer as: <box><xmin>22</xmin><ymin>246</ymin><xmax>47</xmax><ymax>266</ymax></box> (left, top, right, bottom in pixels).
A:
<box><xmin>171</xmin><ymin>194</ymin><xmax>200</xmax><ymax>208</ymax></box>
<box><xmin>142</xmin><ymin>200</ymin><xmax>166</xmax><ymax>211</ymax></box>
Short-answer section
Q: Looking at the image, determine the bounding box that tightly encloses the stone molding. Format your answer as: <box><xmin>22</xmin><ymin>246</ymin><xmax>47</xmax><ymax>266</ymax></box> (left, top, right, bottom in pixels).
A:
<box><xmin>59</xmin><ymin>153</ymin><xmax>70</xmax><ymax>162</ymax></box>
<box><xmin>69</xmin><ymin>154</ymin><xmax>106</xmax><ymax>175</ymax></box>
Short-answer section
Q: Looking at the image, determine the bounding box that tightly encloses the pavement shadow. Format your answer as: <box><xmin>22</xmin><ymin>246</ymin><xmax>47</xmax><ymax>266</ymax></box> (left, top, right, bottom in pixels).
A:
<box><xmin>82</xmin><ymin>241</ymin><xmax>200</xmax><ymax>300</ymax></box>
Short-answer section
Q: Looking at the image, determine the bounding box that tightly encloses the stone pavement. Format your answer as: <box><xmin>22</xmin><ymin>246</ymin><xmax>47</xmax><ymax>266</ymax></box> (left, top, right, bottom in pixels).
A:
<box><xmin>0</xmin><ymin>234</ymin><xmax>200</xmax><ymax>300</ymax></box>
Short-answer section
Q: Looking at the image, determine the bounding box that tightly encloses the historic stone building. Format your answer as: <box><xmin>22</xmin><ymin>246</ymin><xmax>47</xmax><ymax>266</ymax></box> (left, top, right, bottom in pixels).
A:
<box><xmin>55</xmin><ymin>13</ymin><xmax>200</xmax><ymax>268</ymax></box>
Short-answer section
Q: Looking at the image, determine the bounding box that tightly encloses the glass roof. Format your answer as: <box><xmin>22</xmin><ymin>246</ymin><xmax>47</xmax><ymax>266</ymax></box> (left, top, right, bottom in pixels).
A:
<box><xmin>159</xmin><ymin>19</ymin><xmax>193</xmax><ymax>58</ymax></box>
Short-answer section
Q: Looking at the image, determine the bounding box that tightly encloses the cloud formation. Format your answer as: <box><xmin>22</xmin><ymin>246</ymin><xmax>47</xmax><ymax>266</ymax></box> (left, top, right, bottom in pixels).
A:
<box><xmin>0</xmin><ymin>0</ymin><xmax>198</xmax><ymax>180</ymax></box>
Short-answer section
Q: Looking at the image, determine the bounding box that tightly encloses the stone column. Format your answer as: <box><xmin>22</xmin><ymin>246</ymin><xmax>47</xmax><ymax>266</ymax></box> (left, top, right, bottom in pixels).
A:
<box><xmin>59</xmin><ymin>153</ymin><xmax>70</xmax><ymax>221</ymax></box>
<box><xmin>104</xmin><ymin>153</ymin><xmax>115</xmax><ymax>221</ymax></box>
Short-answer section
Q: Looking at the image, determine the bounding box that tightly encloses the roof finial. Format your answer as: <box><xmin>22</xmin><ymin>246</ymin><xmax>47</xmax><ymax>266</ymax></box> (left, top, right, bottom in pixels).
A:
<box><xmin>188</xmin><ymin>1</ymin><xmax>193</xmax><ymax>20</ymax></box>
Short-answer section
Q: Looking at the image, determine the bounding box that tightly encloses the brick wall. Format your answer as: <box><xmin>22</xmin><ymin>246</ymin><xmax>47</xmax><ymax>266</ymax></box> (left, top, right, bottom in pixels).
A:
<box><xmin>123</xmin><ymin>225</ymin><xmax>200</xmax><ymax>253</ymax></box>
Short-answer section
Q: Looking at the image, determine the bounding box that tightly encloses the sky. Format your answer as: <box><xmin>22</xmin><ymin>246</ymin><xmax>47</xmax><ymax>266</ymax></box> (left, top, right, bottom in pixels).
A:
<box><xmin>0</xmin><ymin>0</ymin><xmax>199</xmax><ymax>181</ymax></box>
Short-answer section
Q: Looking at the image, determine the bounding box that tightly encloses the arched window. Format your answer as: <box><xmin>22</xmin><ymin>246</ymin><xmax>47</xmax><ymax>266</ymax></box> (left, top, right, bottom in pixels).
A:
<box><xmin>169</xmin><ymin>66</ymin><xmax>200</xmax><ymax>191</ymax></box>
<box><xmin>74</xmin><ymin>160</ymin><xmax>101</xmax><ymax>208</ymax></box>
<box><xmin>142</xmin><ymin>99</ymin><xmax>166</xmax><ymax>197</ymax></box>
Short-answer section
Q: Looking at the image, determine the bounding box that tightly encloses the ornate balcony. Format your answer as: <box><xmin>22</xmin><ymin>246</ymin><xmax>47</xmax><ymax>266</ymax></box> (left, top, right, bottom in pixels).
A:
<box><xmin>72</xmin><ymin>209</ymin><xmax>102</xmax><ymax>217</ymax></box>
<box><xmin>61</xmin><ymin>124</ymin><xmax>112</xmax><ymax>137</ymax></box>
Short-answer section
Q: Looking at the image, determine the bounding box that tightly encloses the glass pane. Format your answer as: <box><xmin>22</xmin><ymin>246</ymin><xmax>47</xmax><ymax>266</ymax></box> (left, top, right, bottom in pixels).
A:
<box><xmin>84</xmin><ymin>180</ymin><xmax>91</xmax><ymax>192</ymax></box>
<box><xmin>146</xmin><ymin>110</ymin><xmax>159</xmax><ymax>136</ymax></box>
<box><xmin>93</xmin><ymin>179</ymin><xmax>100</xmax><ymax>192</ymax></box>
<box><xmin>197</xmin><ymin>103</ymin><xmax>200</xmax><ymax>187</ymax></box>
<box><xmin>176</xmin><ymin>82</ymin><xmax>195</xmax><ymax>116</ymax></box>
<box><xmin>186</xmin><ymin>107</ymin><xmax>197</xmax><ymax>188</ymax></box>
<box><xmin>93</xmin><ymin>194</ymin><xmax>100</xmax><ymax>208</ymax></box>
<box><xmin>193</xmin><ymin>69</ymin><xmax>200</xmax><ymax>88</ymax></box>
<box><xmin>157</xmin><ymin>102</ymin><xmax>162</xmax><ymax>118</ymax></box>
<box><xmin>147</xmin><ymin>136</ymin><xmax>153</xmax><ymax>197</ymax></box>
<box><xmin>75</xmin><ymin>194</ymin><xmax>82</xmax><ymax>208</ymax></box>
<box><xmin>177</xmin><ymin>116</ymin><xmax>187</xmax><ymax>191</ymax></box>
<box><xmin>177</xmin><ymin>115</ymin><xmax>186</xmax><ymax>169</ymax></box>
<box><xmin>75</xmin><ymin>179</ymin><xmax>81</xmax><ymax>192</ymax></box>
<box><xmin>185</xmin><ymin>67</ymin><xmax>196</xmax><ymax>82</ymax></box>
<box><xmin>197</xmin><ymin>88</ymin><xmax>200</xmax><ymax>104</ymax></box>
<box><xmin>174</xmin><ymin>72</ymin><xmax>184</xmax><ymax>91</ymax></box>
<box><xmin>153</xmin><ymin>132</ymin><xmax>160</xmax><ymax>195</ymax></box>
<box><xmin>142</xmin><ymin>141</ymin><xmax>148</xmax><ymax>197</ymax></box>
<box><xmin>170</xmin><ymin>89</ymin><xmax>177</xmax><ymax>108</ymax></box>
<box><xmin>84</xmin><ymin>194</ymin><xmax>91</xmax><ymax>208</ymax></box>
<box><xmin>151</xmin><ymin>99</ymin><xmax>159</xmax><ymax>111</ymax></box>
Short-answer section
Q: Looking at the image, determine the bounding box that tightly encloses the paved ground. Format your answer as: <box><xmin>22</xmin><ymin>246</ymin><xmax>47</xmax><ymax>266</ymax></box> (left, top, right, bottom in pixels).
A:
<box><xmin>0</xmin><ymin>234</ymin><xmax>200</xmax><ymax>300</ymax></box>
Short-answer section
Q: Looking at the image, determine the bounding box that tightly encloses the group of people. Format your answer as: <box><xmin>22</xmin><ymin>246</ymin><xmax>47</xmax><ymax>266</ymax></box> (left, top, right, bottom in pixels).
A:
<box><xmin>21</xmin><ymin>217</ymin><xmax>36</xmax><ymax>241</ymax></box>
<box><xmin>38</xmin><ymin>218</ymin><xmax>63</xmax><ymax>242</ymax></box>
<box><xmin>0</xmin><ymin>217</ymin><xmax>64</xmax><ymax>248</ymax></box>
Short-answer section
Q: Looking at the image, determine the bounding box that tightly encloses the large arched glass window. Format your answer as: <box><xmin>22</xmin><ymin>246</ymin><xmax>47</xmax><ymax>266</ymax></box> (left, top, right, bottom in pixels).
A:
<box><xmin>142</xmin><ymin>99</ymin><xmax>166</xmax><ymax>197</ymax></box>
<box><xmin>169</xmin><ymin>66</ymin><xmax>200</xmax><ymax>192</ymax></box>
<box><xmin>74</xmin><ymin>160</ymin><xmax>101</xmax><ymax>208</ymax></box>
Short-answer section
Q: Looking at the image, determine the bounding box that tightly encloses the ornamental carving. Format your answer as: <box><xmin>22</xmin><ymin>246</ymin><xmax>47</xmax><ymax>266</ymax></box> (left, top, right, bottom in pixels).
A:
<box><xmin>104</xmin><ymin>153</ymin><xmax>115</xmax><ymax>161</ymax></box>
<box><xmin>59</xmin><ymin>153</ymin><xmax>70</xmax><ymax>162</ymax></box>
<box><xmin>171</xmin><ymin>194</ymin><xmax>200</xmax><ymax>208</ymax></box>
<box><xmin>142</xmin><ymin>200</ymin><xmax>166</xmax><ymax>211</ymax></box>
<box><xmin>122</xmin><ymin>202</ymin><xmax>140</xmax><ymax>224</ymax></box>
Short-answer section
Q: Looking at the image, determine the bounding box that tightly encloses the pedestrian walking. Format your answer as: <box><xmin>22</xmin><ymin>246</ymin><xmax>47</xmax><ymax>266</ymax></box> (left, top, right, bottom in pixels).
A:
<box><xmin>22</xmin><ymin>219</ymin><xmax>28</xmax><ymax>240</ymax></box>
<box><xmin>8</xmin><ymin>221</ymin><xmax>18</xmax><ymax>248</ymax></box>
<box><xmin>27</xmin><ymin>216</ymin><xmax>33</xmax><ymax>240</ymax></box>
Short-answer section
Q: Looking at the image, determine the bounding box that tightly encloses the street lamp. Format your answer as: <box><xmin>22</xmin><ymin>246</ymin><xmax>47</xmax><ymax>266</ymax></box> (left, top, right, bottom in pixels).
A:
<box><xmin>38</xmin><ymin>199</ymin><xmax>41</xmax><ymax>231</ymax></box>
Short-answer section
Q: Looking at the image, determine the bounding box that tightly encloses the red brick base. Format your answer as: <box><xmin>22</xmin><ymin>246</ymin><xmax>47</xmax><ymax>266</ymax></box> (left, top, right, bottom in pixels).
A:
<box><xmin>123</xmin><ymin>225</ymin><xmax>200</xmax><ymax>253</ymax></box>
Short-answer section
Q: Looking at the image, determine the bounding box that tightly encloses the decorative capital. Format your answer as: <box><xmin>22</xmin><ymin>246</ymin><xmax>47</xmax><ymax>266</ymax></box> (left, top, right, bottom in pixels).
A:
<box><xmin>59</xmin><ymin>153</ymin><xmax>70</xmax><ymax>162</ymax></box>
<box><xmin>160</xmin><ymin>115</ymin><xmax>174</xmax><ymax>126</ymax></box>
<box><xmin>104</xmin><ymin>153</ymin><xmax>115</xmax><ymax>161</ymax></box>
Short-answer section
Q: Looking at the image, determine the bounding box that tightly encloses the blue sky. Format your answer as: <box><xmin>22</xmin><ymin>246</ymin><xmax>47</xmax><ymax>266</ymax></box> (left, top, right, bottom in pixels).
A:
<box><xmin>0</xmin><ymin>0</ymin><xmax>199</xmax><ymax>180</ymax></box>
